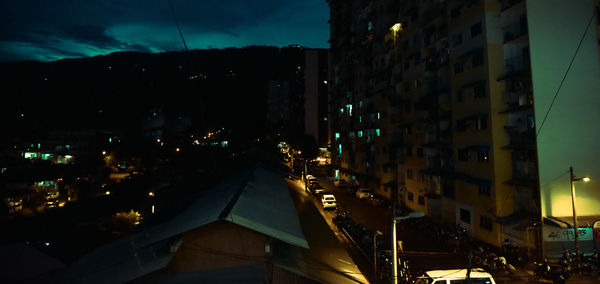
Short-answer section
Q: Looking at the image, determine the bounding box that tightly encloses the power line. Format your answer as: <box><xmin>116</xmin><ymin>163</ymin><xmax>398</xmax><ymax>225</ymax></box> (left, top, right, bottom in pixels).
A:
<box><xmin>167</xmin><ymin>0</ymin><xmax>188</xmax><ymax>51</ymax></box>
<box><xmin>536</xmin><ymin>9</ymin><xmax>596</xmax><ymax>137</ymax></box>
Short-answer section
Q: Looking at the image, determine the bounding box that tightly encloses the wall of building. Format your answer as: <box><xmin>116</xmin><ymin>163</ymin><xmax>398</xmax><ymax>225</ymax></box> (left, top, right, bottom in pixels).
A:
<box><xmin>528</xmin><ymin>0</ymin><xmax>600</xmax><ymax>217</ymax></box>
<box><xmin>170</xmin><ymin>220</ymin><xmax>270</xmax><ymax>272</ymax></box>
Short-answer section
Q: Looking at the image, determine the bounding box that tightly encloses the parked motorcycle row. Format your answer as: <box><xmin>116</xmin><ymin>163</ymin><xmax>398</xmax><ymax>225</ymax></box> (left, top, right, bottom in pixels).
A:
<box><xmin>331</xmin><ymin>204</ymin><xmax>600</xmax><ymax>283</ymax></box>
<box><xmin>333</xmin><ymin>207</ymin><xmax>416</xmax><ymax>283</ymax></box>
<box><xmin>534</xmin><ymin>249</ymin><xmax>600</xmax><ymax>283</ymax></box>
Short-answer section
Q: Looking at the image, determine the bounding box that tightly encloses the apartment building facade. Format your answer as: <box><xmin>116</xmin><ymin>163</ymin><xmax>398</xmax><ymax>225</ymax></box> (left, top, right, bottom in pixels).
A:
<box><xmin>327</xmin><ymin>0</ymin><xmax>600</xmax><ymax>254</ymax></box>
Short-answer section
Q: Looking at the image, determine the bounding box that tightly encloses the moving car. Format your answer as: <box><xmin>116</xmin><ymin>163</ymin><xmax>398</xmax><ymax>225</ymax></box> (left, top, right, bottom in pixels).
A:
<box><xmin>321</xmin><ymin>194</ymin><xmax>336</xmax><ymax>209</ymax></box>
<box><xmin>414</xmin><ymin>268</ymin><xmax>496</xmax><ymax>284</ymax></box>
<box><xmin>355</xmin><ymin>188</ymin><xmax>373</xmax><ymax>199</ymax></box>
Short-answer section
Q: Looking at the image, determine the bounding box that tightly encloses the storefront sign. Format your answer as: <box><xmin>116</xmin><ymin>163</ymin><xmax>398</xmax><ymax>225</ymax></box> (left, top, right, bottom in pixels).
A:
<box><xmin>544</xmin><ymin>227</ymin><xmax>593</xmax><ymax>242</ymax></box>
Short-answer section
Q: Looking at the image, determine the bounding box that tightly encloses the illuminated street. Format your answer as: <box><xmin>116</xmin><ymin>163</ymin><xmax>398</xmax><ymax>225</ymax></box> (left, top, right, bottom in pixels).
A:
<box><xmin>277</xmin><ymin>178</ymin><xmax>368</xmax><ymax>284</ymax></box>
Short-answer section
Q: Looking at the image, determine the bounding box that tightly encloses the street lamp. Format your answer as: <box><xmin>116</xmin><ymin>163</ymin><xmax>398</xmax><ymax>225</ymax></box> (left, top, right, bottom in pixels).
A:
<box><xmin>393</xmin><ymin>212</ymin><xmax>424</xmax><ymax>284</ymax></box>
<box><xmin>569</xmin><ymin>166</ymin><xmax>590</xmax><ymax>274</ymax></box>
<box><xmin>374</xmin><ymin>230</ymin><xmax>383</xmax><ymax>277</ymax></box>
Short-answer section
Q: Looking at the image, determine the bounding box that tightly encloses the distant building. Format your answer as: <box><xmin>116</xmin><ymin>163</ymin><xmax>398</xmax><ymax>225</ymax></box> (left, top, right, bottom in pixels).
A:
<box><xmin>326</xmin><ymin>0</ymin><xmax>600</xmax><ymax>255</ymax></box>
<box><xmin>304</xmin><ymin>49</ymin><xmax>330</xmax><ymax>148</ymax></box>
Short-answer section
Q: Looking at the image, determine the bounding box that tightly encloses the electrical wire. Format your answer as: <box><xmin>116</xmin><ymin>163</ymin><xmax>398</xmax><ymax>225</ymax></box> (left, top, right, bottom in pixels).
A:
<box><xmin>535</xmin><ymin>9</ymin><xmax>596</xmax><ymax>138</ymax></box>
<box><xmin>167</xmin><ymin>0</ymin><xmax>188</xmax><ymax>51</ymax></box>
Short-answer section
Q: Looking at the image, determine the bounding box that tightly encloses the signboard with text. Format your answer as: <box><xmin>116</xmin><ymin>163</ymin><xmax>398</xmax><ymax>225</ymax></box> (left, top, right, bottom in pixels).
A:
<box><xmin>544</xmin><ymin>227</ymin><xmax>593</xmax><ymax>242</ymax></box>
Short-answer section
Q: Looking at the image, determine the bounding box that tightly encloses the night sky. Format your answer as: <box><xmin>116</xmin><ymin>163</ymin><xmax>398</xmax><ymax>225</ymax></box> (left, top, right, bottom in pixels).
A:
<box><xmin>0</xmin><ymin>0</ymin><xmax>330</xmax><ymax>62</ymax></box>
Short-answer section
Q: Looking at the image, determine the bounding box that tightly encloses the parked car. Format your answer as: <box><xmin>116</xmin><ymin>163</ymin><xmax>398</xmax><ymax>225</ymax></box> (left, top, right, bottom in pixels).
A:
<box><xmin>321</xmin><ymin>194</ymin><xmax>336</xmax><ymax>209</ymax></box>
<box><xmin>312</xmin><ymin>185</ymin><xmax>325</xmax><ymax>195</ymax></box>
<box><xmin>355</xmin><ymin>188</ymin><xmax>373</xmax><ymax>199</ymax></box>
<box><xmin>306</xmin><ymin>175</ymin><xmax>317</xmax><ymax>182</ymax></box>
<box><xmin>414</xmin><ymin>268</ymin><xmax>496</xmax><ymax>284</ymax></box>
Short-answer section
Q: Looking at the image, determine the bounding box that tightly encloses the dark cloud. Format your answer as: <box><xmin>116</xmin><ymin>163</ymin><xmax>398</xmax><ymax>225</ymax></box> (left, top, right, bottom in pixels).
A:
<box><xmin>62</xmin><ymin>25</ymin><xmax>122</xmax><ymax>48</ymax></box>
<box><xmin>0</xmin><ymin>0</ymin><xmax>329</xmax><ymax>62</ymax></box>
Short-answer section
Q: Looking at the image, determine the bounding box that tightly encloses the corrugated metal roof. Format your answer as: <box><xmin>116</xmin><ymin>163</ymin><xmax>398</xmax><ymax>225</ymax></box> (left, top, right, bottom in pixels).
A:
<box><xmin>51</xmin><ymin>163</ymin><xmax>308</xmax><ymax>283</ymax></box>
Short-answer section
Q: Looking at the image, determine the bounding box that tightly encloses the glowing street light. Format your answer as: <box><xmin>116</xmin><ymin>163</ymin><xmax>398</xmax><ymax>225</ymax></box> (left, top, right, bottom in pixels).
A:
<box><xmin>392</xmin><ymin>212</ymin><xmax>424</xmax><ymax>284</ymax></box>
<box><xmin>390</xmin><ymin>23</ymin><xmax>402</xmax><ymax>32</ymax></box>
<box><xmin>569</xmin><ymin>166</ymin><xmax>590</xmax><ymax>275</ymax></box>
<box><xmin>374</xmin><ymin>230</ymin><xmax>383</xmax><ymax>277</ymax></box>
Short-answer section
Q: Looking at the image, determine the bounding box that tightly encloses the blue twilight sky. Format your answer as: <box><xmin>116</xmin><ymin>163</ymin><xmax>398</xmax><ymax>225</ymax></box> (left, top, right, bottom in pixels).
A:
<box><xmin>0</xmin><ymin>0</ymin><xmax>330</xmax><ymax>62</ymax></box>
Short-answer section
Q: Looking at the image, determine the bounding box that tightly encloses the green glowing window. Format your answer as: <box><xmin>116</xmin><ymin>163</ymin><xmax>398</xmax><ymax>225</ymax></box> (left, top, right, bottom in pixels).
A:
<box><xmin>24</xmin><ymin>152</ymin><xmax>38</xmax><ymax>159</ymax></box>
<box><xmin>109</xmin><ymin>138</ymin><xmax>113</xmax><ymax>143</ymax></box>
<box><xmin>359</xmin><ymin>116</ymin><xmax>363</xmax><ymax>123</ymax></box>
<box><xmin>338</xmin><ymin>144</ymin><xmax>342</xmax><ymax>155</ymax></box>
<box><xmin>377</xmin><ymin>112</ymin><xmax>381</xmax><ymax>120</ymax></box>
<box><xmin>37</xmin><ymin>143</ymin><xmax>41</xmax><ymax>149</ymax></box>
<box><xmin>340</xmin><ymin>108</ymin><xmax>344</xmax><ymax>113</ymax></box>
<box><xmin>335</xmin><ymin>133</ymin><xmax>340</xmax><ymax>140</ymax></box>
<box><xmin>376</xmin><ymin>129</ymin><xmax>381</xmax><ymax>136</ymax></box>
<box><xmin>323</xmin><ymin>117</ymin><xmax>327</xmax><ymax>121</ymax></box>
<box><xmin>358</xmin><ymin>131</ymin><xmax>363</xmax><ymax>137</ymax></box>
<box><xmin>65</xmin><ymin>145</ymin><xmax>70</xmax><ymax>149</ymax></box>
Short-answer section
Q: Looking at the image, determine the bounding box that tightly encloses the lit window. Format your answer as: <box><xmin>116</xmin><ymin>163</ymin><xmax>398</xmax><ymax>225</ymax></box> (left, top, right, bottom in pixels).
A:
<box><xmin>477</xmin><ymin>151</ymin><xmax>489</xmax><ymax>163</ymax></box>
<box><xmin>338</xmin><ymin>144</ymin><xmax>342</xmax><ymax>155</ymax></box>
<box><xmin>377</xmin><ymin>112</ymin><xmax>381</xmax><ymax>120</ymax></box>
<box><xmin>323</xmin><ymin>117</ymin><xmax>327</xmax><ymax>121</ymax></box>
<box><xmin>358</xmin><ymin>131</ymin><xmax>363</xmax><ymax>137</ymax></box>
<box><xmin>335</xmin><ymin>133</ymin><xmax>340</xmax><ymax>140</ymax></box>
<box><xmin>376</xmin><ymin>129</ymin><xmax>381</xmax><ymax>136</ymax></box>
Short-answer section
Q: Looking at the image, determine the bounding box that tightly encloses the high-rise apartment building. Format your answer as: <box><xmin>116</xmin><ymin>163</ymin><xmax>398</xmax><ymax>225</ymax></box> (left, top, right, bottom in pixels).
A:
<box><xmin>327</xmin><ymin>0</ymin><xmax>600</xmax><ymax>255</ymax></box>
<box><xmin>305</xmin><ymin>49</ymin><xmax>331</xmax><ymax>148</ymax></box>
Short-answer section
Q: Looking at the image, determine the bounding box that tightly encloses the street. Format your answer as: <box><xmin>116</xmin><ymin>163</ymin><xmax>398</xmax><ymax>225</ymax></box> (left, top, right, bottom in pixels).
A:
<box><xmin>290</xmin><ymin>175</ymin><xmax>600</xmax><ymax>284</ymax></box>
<box><xmin>273</xmin><ymin>178</ymin><xmax>368</xmax><ymax>283</ymax></box>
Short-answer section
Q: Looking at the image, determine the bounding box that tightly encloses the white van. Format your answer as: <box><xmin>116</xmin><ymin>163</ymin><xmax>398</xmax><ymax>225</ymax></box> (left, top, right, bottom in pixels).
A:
<box><xmin>414</xmin><ymin>269</ymin><xmax>496</xmax><ymax>284</ymax></box>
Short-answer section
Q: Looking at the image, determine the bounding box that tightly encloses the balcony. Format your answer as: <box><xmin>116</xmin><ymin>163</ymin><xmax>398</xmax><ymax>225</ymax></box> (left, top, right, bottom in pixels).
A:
<box><xmin>499</xmin><ymin>0</ymin><xmax>523</xmax><ymax>11</ymax></box>
<box><xmin>505</xmin><ymin>160</ymin><xmax>538</xmax><ymax>186</ymax></box>
<box><xmin>502</xmin><ymin>129</ymin><xmax>535</xmax><ymax>149</ymax></box>
<box><xmin>500</xmin><ymin>91</ymin><xmax>533</xmax><ymax>113</ymax></box>
<box><xmin>498</xmin><ymin>55</ymin><xmax>530</xmax><ymax>80</ymax></box>
<box><xmin>503</xmin><ymin>20</ymin><xmax>528</xmax><ymax>43</ymax></box>
<box><xmin>505</xmin><ymin>55</ymin><xmax>529</xmax><ymax>72</ymax></box>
